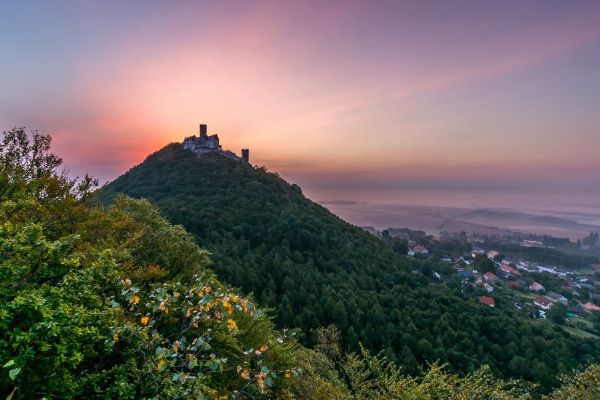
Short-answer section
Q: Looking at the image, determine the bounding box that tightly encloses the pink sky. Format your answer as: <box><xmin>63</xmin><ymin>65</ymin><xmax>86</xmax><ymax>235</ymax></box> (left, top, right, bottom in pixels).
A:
<box><xmin>1</xmin><ymin>1</ymin><xmax>600</xmax><ymax>206</ymax></box>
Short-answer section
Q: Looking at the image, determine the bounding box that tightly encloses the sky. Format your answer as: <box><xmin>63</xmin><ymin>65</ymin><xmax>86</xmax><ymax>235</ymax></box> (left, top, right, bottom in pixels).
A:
<box><xmin>1</xmin><ymin>0</ymin><xmax>600</xmax><ymax>210</ymax></box>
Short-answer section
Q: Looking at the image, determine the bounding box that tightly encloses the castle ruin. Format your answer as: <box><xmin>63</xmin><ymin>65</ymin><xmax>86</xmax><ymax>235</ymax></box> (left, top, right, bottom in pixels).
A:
<box><xmin>183</xmin><ymin>123</ymin><xmax>249</xmax><ymax>162</ymax></box>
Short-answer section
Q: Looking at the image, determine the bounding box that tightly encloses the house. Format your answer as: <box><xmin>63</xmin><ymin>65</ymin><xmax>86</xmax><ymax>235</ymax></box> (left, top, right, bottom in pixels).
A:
<box><xmin>408</xmin><ymin>244</ymin><xmax>429</xmax><ymax>256</ymax></box>
<box><xmin>591</xmin><ymin>264</ymin><xmax>600</xmax><ymax>271</ymax></box>
<box><xmin>529</xmin><ymin>282</ymin><xmax>544</xmax><ymax>292</ymax></box>
<box><xmin>534</xmin><ymin>296</ymin><xmax>553</xmax><ymax>310</ymax></box>
<box><xmin>458</xmin><ymin>271</ymin><xmax>475</xmax><ymax>280</ymax></box>
<box><xmin>578</xmin><ymin>275</ymin><xmax>596</xmax><ymax>283</ymax></box>
<box><xmin>487</xmin><ymin>250</ymin><xmax>500</xmax><ymax>260</ymax></box>
<box><xmin>412</xmin><ymin>244</ymin><xmax>429</xmax><ymax>254</ymax></box>
<box><xmin>583</xmin><ymin>302</ymin><xmax>600</xmax><ymax>312</ymax></box>
<box><xmin>522</xmin><ymin>240</ymin><xmax>544</xmax><ymax>247</ymax></box>
<box><xmin>506</xmin><ymin>280</ymin><xmax>521</xmax><ymax>289</ymax></box>
<box><xmin>545</xmin><ymin>291</ymin><xmax>568</xmax><ymax>305</ymax></box>
<box><xmin>577</xmin><ymin>283</ymin><xmax>594</xmax><ymax>290</ymax></box>
<box><xmin>479</xmin><ymin>296</ymin><xmax>495</xmax><ymax>307</ymax></box>
<box><xmin>475</xmin><ymin>278</ymin><xmax>494</xmax><ymax>292</ymax></box>
<box><xmin>498</xmin><ymin>263</ymin><xmax>521</xmax><ymax>277</ymax></box>
<box><xmin>483</xmin><ymin>272</ymin><xmax>500</xmax><ymax>282</ymax></box>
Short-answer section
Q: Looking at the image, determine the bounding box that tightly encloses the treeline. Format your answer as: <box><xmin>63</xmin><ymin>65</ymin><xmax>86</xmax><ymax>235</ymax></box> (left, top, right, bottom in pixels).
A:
<box><xmin>100</xmin><ymin>143</ymin><xmax>600</xmax><ymax>389</ymax></box>
<box><xmin>482</xmin><ymin>240</ymin><xmax>599</xmax><ymax>269</ymax></box>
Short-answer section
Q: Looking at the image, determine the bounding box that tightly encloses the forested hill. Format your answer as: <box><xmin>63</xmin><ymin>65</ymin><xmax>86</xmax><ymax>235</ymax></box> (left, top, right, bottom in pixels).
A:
<box><xmin>99</xmin><ymin>143</ymin><xmax>600</xmax><ymax>389</ymax></box>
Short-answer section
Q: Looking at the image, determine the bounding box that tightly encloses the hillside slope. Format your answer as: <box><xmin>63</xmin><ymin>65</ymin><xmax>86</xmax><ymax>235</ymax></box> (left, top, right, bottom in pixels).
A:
<box><xmin>100</xmin><ymin>144</ymin><xmax>600</xmax><ymax>388</ymax></box>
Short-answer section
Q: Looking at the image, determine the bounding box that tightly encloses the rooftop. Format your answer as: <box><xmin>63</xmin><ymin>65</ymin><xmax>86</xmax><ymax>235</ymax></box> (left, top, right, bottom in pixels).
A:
<box><xmin>478</xmin><ymin>296</ymin><xmax>495</xmax><ymax>307</ymax></box>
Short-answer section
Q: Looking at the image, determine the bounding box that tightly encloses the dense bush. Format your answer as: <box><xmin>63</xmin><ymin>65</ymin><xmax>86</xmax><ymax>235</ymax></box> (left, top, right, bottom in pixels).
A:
<box><xmin>0</xmin><ymin>129</ymin><xmax>300</xmax><ymax>398</ymax></box>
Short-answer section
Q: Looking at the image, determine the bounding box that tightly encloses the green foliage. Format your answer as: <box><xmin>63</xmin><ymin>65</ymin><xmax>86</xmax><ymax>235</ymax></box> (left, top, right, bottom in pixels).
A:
<box><xmin>483</xmin><ymin>240</ymin><xmax>599</xmax><ymax>269</ymax></box>
<box><xmin>298</xmin><ymin>327</ymin><xmax>600</xmax><ymax>400</ymax></box>
<box><xmin>0</xmin><ymin>129</ymin><xmax>300</xmax><ymax>398</ymax></box>
<box><xmin>99</xmin><ymin>144</ymin><xmax>600</xmax><ymax>389</ymax></box>
<box><xmin>545</xmin><ymin>364</ymin><xmax>600</xmax><ymax>400</ymax></box>
<box><xmin>474</xmin><ymin>254</ymin><xmax>496</xmax><ymax>273</ymax></box>
<box><xmin>381</xmin><ymin>230</ymin><xmax>408</xmax><ymax>255</ymax></box>
<box><xmin>548</xmin><ymin>303</ymin><xmax>568</xmax><ymax>325</ymax></box>
<box><xmin>4</xmin><ymin>129</ymin><xmax>600</xmax><ymax>398</ymax></box>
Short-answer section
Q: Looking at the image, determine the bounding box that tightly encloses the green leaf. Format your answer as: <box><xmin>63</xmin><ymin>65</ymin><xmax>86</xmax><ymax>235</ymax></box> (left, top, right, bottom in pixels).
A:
<box><xmin>9</xmin><ymin>367</ymin><xmax>20</xmax><ymax>381</ymax></box>
<box><xmin>3</xmin><ymin>360</ymin><xmax>15</xmax><ymax>368</ymax></box>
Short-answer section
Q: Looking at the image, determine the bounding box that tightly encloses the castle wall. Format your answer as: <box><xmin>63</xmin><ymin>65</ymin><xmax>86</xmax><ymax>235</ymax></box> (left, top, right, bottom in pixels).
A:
<box><xmin>183</xmin><ymin>124</ymin><xmax>246</xmax><ymax>162</ymax></box>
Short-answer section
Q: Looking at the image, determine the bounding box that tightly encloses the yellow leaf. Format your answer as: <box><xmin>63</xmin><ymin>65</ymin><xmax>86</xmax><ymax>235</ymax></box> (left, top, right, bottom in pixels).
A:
<box><xmin>140</xmin><ymin>316</ymin><xmax>150</xmax><ymax>325</ymax></box>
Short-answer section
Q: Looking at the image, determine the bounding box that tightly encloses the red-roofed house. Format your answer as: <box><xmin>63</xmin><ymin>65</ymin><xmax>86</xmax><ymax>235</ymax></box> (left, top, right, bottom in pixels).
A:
<box><xmin>499</xmin><ymin>263</ymin><xmax>521</xmax><ymax>277</ymax></box>
<box><xmin>583</xmin><ymin>302</ymin><xmax>600</xmax><ymax>312</ymax></box>
<box><xmin>483</xmin><ymin>272</ymin><xmax>500</xmax><ymax>282</ymax></box>
<box><xmin>529</xmin><ymin>282</ymin><xmax>544</xmax><ymax>292</ymax></box>
<box><xmin>487</xmin><ymin>250</ymin><xmax>500</xmax><ymax>260</ymax></box>
<box><xmin>478</xmin><ymin>296</ymin><xmax>495</xmax><ymax>307</ymax></box>
<box><xmin>475</xmin><ymin>278</ymin><xmax>494</xmax><ymax>292</ymax></box>
<box><xmin>534</xmin><ymin>296</ymin><xmax>553</xmax><ymax>310</ymax></box>
<box><xmin>408</xmin><ymin>244</ymin><xmax>429</xmax><ymax>256</ymax></box>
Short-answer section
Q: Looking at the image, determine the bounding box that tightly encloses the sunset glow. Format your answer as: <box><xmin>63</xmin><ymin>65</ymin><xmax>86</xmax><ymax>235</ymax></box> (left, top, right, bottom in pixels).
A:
<box><xmin>2</xmin><ymin>1</ymin><xmax>600</xmax><ymax>204</ymax></box>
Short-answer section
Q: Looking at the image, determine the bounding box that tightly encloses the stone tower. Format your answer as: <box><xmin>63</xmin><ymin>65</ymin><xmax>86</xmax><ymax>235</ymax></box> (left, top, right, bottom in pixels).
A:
<box><xmin>242</xmin><ymin>148</ymin><xmax>249</xmax><ymax>163</ymax></box>
<box><xmin>199</xmin><ymin>124</ymin><xmax>207</xmax><ymax>139</ymax></box>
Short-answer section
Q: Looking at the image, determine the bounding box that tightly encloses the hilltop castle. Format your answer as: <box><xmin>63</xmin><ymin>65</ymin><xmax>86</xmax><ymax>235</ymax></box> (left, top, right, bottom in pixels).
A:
<box><xmin>183</xmin><ymin>123</ymin><xmax>249</xmax><ymax>162</ymax></box>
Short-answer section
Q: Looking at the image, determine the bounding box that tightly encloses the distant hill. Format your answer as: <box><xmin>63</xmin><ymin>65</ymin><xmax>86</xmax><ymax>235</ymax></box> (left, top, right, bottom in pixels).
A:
<box><xmin>99</xmin><ymin>143</ymin><xmax>600</xmax><ymax>388</ymax></box>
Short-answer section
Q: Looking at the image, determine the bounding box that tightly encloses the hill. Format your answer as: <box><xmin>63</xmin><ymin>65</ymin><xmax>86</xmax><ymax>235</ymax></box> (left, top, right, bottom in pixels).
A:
<box><xmin>100</xmin><ymin>143</ymin><xmax>600</xmax><ymax>388</ymax></box>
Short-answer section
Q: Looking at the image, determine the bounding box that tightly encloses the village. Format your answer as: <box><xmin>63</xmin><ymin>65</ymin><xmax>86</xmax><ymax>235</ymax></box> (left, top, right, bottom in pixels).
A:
<box><xmin>375</xmin><ymin>227</ymin><xmax>600</xmax><ymax>339</ymax></box>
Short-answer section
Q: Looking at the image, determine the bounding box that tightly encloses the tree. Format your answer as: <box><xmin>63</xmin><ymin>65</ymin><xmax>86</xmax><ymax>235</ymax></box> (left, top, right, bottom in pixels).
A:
<box><xmin>474</xmin><ymin>254</ymin><xmax>496</xmax><ymax>273</ymax></box>
<box><xmin>548</xmin><ymin>303</ymin><xmax>568</xmax><ymax>325</ymax></box>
